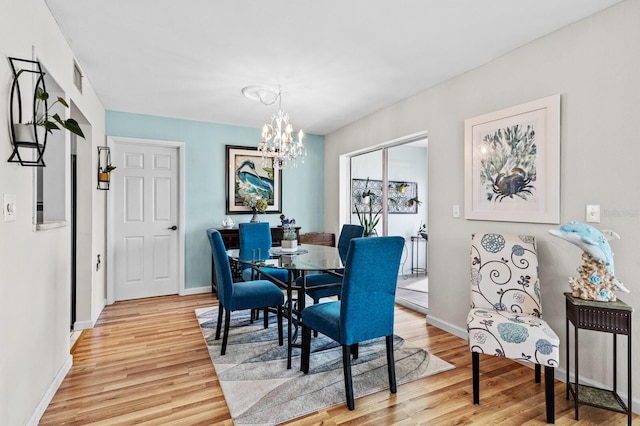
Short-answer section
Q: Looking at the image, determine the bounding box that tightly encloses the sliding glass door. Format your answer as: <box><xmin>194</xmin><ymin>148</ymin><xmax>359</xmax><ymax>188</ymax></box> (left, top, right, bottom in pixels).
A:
<box><xmin>350</xmin><ymin>150</ymin><xmax>384</xmax><ymax>236</ymax></box>
<box><xmin>349</xmin><ymin>137</ymin><xmax>428</xmax><ymax>248</ymax></box>
<box><xmin>387</xmin><ymin>143</ymin><xmax>428</xmax><ymax>240</ymax></box>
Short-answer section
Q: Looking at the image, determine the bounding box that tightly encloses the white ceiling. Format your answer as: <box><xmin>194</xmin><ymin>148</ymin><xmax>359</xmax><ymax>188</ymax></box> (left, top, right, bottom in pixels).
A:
<box><xmin>45</xmin><ymin>0</ymin><xmax>622</xmax><ymax>135</ymax></box>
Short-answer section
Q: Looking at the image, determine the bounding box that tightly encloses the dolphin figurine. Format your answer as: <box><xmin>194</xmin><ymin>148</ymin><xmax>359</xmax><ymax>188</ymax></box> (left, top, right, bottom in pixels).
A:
<box><xmin>549</xmin><ymin>221</ymin><xmax>629</xmax><ymax>293</ymax></box>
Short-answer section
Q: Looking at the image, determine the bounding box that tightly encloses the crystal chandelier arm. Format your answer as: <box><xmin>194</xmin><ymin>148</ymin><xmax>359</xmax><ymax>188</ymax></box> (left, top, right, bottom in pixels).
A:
<box><xmin>253</xmin><ymin>87</ymin><xmax>305</xmax><ymax>169</ymax></box>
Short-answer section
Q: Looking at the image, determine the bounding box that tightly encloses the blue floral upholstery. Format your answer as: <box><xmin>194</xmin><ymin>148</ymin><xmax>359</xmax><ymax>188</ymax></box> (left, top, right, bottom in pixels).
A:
<box><xmin>466</xmin><ymin>233</ymin><xmax>559</xmax><ymax>423</ymax></box>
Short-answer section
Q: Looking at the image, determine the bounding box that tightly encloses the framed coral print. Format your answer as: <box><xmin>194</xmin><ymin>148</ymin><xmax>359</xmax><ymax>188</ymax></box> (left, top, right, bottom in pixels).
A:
<box><xmin>225</xmin><ymin>145</ymin><xmax>282</xmax><ymax>214</ymax></box>
<box><xmin>464</xmin><ymin>95</ymin><xmax>560</xmax><ymax>223</ymax></box>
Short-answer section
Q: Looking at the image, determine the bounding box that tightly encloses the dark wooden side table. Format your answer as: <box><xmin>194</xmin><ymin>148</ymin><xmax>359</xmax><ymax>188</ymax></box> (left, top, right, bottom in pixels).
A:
<box><xmin>565</xmin><ymin>292</ymin><xmax>632</xmax><ymax>425</ymax></box>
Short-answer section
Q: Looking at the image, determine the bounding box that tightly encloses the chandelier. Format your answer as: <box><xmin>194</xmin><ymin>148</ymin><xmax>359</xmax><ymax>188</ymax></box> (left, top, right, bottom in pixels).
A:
<box><xmin>243</xmin><ymin>86</ymin><xmax>305</xmax><ymax>170</ymax></box>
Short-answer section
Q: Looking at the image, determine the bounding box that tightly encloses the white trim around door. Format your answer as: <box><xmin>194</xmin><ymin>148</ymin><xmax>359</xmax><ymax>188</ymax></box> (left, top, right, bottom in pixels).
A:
<box><xmin>106</xmin><ymin>136</ymin><xmax>186</xmax><ymax>304</ymax></box>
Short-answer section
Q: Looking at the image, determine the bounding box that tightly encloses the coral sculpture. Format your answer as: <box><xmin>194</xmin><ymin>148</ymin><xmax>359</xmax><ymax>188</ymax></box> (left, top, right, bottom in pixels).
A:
<box><xmin>549</xmin><ymin>221</ymin><xmax>628</xmax><ymax>302</ymax></box>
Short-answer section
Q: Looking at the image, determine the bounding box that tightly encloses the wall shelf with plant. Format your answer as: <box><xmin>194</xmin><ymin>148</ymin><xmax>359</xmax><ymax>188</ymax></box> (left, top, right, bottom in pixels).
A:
<box><xmin>8</xmin><ymin>57</ymin><xmax>85</xmax><ymax>167</ymax></box>
<box><xmin>97</xmin><ymin>146</ymin><xmax>116</xmax><ymax>190</ymax></box>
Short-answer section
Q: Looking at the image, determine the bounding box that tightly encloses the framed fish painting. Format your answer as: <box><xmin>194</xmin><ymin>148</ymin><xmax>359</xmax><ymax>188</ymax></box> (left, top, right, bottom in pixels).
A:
<box><xmin>464</xmin><ymin>95</ymin><xmax>560</xmax><ymax>224</ymax></box>
<box><xmin>225</xmin><ymin>145</ymin><xmax>282</xmax><ymax>214</ymax></box>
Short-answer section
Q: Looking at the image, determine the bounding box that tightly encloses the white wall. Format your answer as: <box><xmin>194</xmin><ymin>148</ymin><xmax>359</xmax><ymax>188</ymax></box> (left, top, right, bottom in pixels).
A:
<box><xmin>0</xmin><ymin>1</ymin><xmax>106</xmax><ymax>424</ymax></box>
<box><xmin>326</xmin><ymin>0</ymin><xmax>640</xmax><ymax>409</ymax></box>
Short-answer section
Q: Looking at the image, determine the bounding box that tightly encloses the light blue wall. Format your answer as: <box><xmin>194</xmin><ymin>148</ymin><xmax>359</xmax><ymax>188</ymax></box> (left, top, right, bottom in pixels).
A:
<box><xmin>106</xmin><ymin>111</ymin><xmax>325</xmax><ymax>289</ymax></box>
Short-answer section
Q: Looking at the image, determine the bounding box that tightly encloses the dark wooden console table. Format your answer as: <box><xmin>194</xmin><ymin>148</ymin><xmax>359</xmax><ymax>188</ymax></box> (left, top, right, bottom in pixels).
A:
<box><xmin>211</xmin><ymin>226</ymin><xmax>300</xmax><ymax>294</ymax></box>
<box><xmin>565</xmin><ymin>292</ymin><xmax>632</xmax><ymax>425</ymax></box>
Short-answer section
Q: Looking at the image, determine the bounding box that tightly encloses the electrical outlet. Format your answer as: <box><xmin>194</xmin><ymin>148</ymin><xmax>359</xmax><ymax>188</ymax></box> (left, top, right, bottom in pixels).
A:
<box><xmin>452</xmin><ymin>205</ymin><xmax>460</xmax><ymax>218</ymax></box>
<box><xmin>586</xmin><ymin>204</ymin><xmax>600</xmax><ymax>223</ymax></box>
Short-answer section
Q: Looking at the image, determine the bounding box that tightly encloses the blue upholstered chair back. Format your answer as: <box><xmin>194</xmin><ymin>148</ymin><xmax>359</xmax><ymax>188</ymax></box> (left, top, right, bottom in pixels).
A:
<box><xmin>238</xmin><ymin>222</ymin><xmax>272</xmax><ymax>270</ymax></box>
<box><xmin>337</xmin><ymin>224</ymin><xmax>365</xmax><ymax>260</ymax></box>
<box><xmin>207</xmin><ymin>228</ymin><xmax>234</xmax><ymax>307</ymax></box>
<box><xmin>470</xmin><ymin>232</ymin><xmax>542</xmax><ymax>316</ymax></box>
<box><xmin>339</xmin><ymin>236</ymin><xmax>404</xmax><ymax>345</ymax></box>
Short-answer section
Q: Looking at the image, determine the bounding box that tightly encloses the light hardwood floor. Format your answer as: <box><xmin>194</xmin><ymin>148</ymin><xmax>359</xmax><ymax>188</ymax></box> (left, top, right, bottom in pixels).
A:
<box><xmin>40</xmin><ymin>293</ymin><xmax>635</xmax><ymax>425</ymax></box>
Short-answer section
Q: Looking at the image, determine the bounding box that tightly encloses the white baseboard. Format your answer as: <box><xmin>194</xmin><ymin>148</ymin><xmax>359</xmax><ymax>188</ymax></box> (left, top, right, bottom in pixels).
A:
<box><xmin>73</xmin><ymin>320</ymin><xmax>94</xmax><ymax>330</ymax></box>
<box><xmin>182</xmin><ymin>285</ymin><xmax>214</xmax><ymax>296</ymax></box>
<box><xmin>427</xmin><ymin>314</ymin><xmax>466</xmax><ymax>339</ymax></box>
<box><xmin>27</xmin><ymin>354</ymin><xmax>73</xmax><ymax>426</ymax></box>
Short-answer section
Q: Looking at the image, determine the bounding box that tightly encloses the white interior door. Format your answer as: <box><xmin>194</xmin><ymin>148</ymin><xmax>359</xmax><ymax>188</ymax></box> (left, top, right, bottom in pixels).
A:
<box><xmin>112</xmin><ymin>142</ymin><xmax>180</xmax><ymax>301</ymax></box>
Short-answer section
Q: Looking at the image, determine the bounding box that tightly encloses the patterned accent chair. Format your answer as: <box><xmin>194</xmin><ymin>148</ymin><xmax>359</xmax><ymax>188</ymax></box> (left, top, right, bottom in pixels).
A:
<box><xmin>466</xmin><ymin>233</ymin><xmax>559</xmax><ymax>423</ymax></box>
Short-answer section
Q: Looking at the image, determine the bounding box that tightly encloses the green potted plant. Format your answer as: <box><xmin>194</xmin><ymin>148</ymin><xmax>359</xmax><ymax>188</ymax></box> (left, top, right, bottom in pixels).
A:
<box><xmin>13</xmin><ymin>88</ymin><xmax>85</xmax><ymax>143</ymax></box>
<box><xmin>397</xmin><ymin>182</ymin><xmax>409</xmax><ymax>194</ymax></box>
<box><xmin>98</xmin><ymin>164</ymin><xmax>117</xmax><ymax>182</ymax></box>
<box><xmin>408</xmin><ymin>196</ymin><xmax>422</xmax><ymax>208</ymax></box>
<box><xmin>417</xmin><ymin>223</ymin><xmax>428</xmax><ymax>239</ymax></box>
<box><xmin>355</xmin><ymin>178</ymin><xmax>381</xmax><ymax>236</ymax></box>
<box><xmin>280</xmin><ymin>216</ymin><xmax>298</xmax><ymax>251</ymax></box>
<box><xmin>355</xmin><ymin>199</ymin><xmax>381</xmax><ymax>237</ymax></box>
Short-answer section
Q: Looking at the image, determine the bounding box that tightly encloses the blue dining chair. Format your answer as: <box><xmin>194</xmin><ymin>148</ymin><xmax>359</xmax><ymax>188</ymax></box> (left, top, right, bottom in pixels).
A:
<box><xmin>239</xmin><ymin>222</ymin><xmax>290</xmax><ymax>284</ymax></box>
<box><xmin>207</xmin><ymin>228</ymin><xmax>284</xmax><ymax>355</ymax></box>
<box><xmin>300</xmin><ymin>236</ymin><xmax>404</xmax><ymax>410</ymax></box>
<box><xmin>296</xmin><ymin>224</ymin><xmax>364</xmax><ymax>304</ymax></box>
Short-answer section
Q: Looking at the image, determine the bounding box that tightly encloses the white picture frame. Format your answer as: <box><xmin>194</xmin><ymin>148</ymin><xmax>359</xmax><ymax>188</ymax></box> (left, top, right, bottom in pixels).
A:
<box><xmin>464</xmin><ymin>94</ymin><xmax>560</xmax><ymax>224</ymax></box>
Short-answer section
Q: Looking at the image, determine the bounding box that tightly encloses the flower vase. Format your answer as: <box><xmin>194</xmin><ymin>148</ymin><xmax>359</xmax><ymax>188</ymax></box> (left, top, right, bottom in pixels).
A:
<box><xmin>250</xmin><ymin>212</ymin><xmax>259</xmax><ymax>223</ymax></box>
<box><xmin>281</xmin><ymin>239</ymin><xmax>298</xmax><ymax>252</ymax></box>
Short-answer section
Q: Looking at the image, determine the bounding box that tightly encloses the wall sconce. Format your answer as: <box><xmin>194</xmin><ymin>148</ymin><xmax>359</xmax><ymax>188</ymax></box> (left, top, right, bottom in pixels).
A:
<box><xmin>97</xmin><ymin>146</ymin><xmax>114</xmax><ymax>190</ymax></box>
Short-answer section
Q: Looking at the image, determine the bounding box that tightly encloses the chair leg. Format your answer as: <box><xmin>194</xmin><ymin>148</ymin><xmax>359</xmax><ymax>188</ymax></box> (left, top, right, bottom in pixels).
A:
<box><xmin>301</xmin><ymin>324</ymin><xmax>311</xmax><ymax>373</ymax></box>
<box><xmin>313</xmin><ymin>298</ymin><xmax>319</xmax><ymax>337</ymax></box>
<box><xmin>277</xmin><ymin>306</ymin><xmax>284</xmax><ymax>346</ymax></box>
<box><xmin>351</xmin><ymin>343</ymin><xmax>359</xmax><ymax>360</ymax></box>
<box><xmin>535</xmin><ymin>363</ymin><xmax>541</xmax><ymax>383</ymax></box>
<box><xmin>545</xmin><ymin>366</ymin><xmax>555</xmax><ymax>424</ymax></box>
<box><xmin>263</xmin><ymin>307</ymin><xmax>269</xmax><ymax>329</ymax></box>
<box><xmin>472</xmin><ymin>351</ymin><xmax>480</xmax><ymax>404</ymax></box>
<box><xmin>215</xmin><ymin>305</ymin><xmax>224</xmax><ymax>340</ymax></box>
<box><xmin>386</xmin><ymin>335</ymin><xmax>397</xmax><ymax>394</ymax></box>
<box><xmin>221</xmin><ymin>309</ymin><xmax>231</xmax><ymax>355</ymax></box>
<box><xmin>342</xmin><ymin>344</ymin><xmax>355</xmax><ymax>410</ymax></box>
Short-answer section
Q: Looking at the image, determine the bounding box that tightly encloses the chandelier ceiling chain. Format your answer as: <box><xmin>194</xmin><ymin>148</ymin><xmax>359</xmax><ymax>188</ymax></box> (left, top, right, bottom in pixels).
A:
<box><xmin>243</xmin><ymin>85</ymin><xmax>305</xmax><ymax>170</ymax></box>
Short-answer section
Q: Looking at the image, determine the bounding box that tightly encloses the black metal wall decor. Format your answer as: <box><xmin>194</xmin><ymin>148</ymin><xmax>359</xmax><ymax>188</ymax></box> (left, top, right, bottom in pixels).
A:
<box><xmin>97</xmin><ymin>146</ymin><xmax>111</xmax><ymax>190</ymax></box>
<box><xmin>8</xmin><ymin>57</ymin><xmax>48</xmax><ymax>166</ymax></box>
<box><xmin>352</xmin><ymin>178</ymin><xmax>419</xmax><ymax>214</ymax></box>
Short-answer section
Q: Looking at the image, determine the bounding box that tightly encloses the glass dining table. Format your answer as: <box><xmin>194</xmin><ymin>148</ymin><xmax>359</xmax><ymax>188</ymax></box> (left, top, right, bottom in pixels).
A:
<box><xmin>227</xmin><ymin>243</ymin><xmax>344</xmax><ymax>369</ymax></box>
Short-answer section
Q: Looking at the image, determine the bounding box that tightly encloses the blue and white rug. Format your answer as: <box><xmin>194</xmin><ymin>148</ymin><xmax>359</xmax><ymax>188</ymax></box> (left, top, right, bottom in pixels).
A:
<box><xmin>196</xmin><ymin>306</ymin><xmax>454</xmax><ymax>425</ymax></box>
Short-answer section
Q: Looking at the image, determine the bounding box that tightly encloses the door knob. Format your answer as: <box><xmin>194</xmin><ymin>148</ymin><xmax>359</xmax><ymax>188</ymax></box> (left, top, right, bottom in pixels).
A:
<box><xmin>168</xmin><ymin>225</ymin><xmax>177</xmax><ymax>230</ymax></box>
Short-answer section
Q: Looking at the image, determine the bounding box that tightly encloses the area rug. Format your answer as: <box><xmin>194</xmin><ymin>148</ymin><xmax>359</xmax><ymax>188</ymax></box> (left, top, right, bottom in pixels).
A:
<box><xmin>196</xmin><ymin>306</ymin><xmax>453</xmax><ymax>425</ymax></box>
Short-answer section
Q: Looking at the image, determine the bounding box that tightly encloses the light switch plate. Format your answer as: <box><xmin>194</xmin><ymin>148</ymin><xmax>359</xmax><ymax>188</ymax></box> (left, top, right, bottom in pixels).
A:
<box><xmin>586</xmin><ymin>204</ymin><xmax>600</xmax><ymax>223</ymax></box>
<box><xmin>452</xmin><ymin>205</ymin><xmax>460</xmax><ymax>218</ymax></box>
<box><xmin>4</xmin><ymin>194</ymin><xmax>16</xmax><ymax>222</ymax></box>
